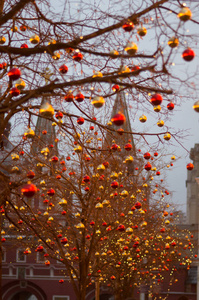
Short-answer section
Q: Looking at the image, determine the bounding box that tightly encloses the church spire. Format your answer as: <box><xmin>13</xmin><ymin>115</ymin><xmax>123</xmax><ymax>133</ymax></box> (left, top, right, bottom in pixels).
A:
<box><xmin>30</xmin><ymin>69</ymin><xmax>58</xmax><ymax>157</ymax></box>
<box><xmin>30</xmin><ymin>97</ymin><xmax>58</xmax><ymax>157</ymax></box>
<box><xmin>106</xmin><ymin>89</ymin><xmax>136</xmax><ymax>156</ymax></box>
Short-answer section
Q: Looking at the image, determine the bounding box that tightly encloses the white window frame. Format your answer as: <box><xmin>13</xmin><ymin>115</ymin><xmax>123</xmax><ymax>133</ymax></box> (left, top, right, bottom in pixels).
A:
<box><xmin>53</xmin><ymin>297</ymin><xmax>70</xmax><ymax>300</ymax></box>
<box><xmin>16</xmin><ymin>249</ymin><xmax>26</xmax><ymax>263</ymax></box>
<box><xmin>36</xmin><ymin>251</ymin><xmax>45</xmax><ymax>263</ymax></box>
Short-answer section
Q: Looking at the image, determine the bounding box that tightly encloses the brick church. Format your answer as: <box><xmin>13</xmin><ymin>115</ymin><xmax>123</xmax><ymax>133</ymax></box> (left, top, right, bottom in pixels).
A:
<box><xmin>1</xmin><ymin>91</ymin><xmax>198</xmax><ymax>300</ymax></box>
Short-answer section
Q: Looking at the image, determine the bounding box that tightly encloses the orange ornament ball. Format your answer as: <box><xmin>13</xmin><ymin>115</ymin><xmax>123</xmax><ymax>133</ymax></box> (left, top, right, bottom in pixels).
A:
<box><xmin>122</xmin><ymin>22</ymin><xmax>134</xmax><ymax>32</ymax></box>
<box><xmin>187</xmin><ymin>163</ymin><xmax>194</xmax><ymax>170</ymax></box>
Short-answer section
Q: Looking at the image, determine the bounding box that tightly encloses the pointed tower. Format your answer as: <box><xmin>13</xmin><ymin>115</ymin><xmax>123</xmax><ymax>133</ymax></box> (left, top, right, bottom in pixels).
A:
<box><xmin>104</xmin><ymin>90</ymin><xmax>136</xmax><ymax>174</ymax></box>
<box><xmin>30</xmin><ymin>97</ymin><xmax>58</xmax><ymax>157</ymax></box>
<box><xmin>108</xmin><ymin>90</ymin><xmax>135</xmax><ymax>154</ymax></box>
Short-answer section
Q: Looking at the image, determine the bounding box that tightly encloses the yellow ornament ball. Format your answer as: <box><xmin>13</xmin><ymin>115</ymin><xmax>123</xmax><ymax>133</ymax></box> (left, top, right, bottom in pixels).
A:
<box><xmin>178</xmin><ymin>7</ymin><xmax>192</xmax><ymax>22</ymax></box>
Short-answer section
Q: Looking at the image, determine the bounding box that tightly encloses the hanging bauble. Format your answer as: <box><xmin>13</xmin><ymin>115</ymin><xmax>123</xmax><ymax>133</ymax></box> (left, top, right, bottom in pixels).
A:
<box><xmin>27</xmin><ymin>170</ymin><xmax>35</xmax><ymax>179</ymax></box>
<box><xmin>11</xmin><ymin>153</ymin><xmax>19</xmax><ymax>161</ymax></box>
<box><xmin>92</xmin><ymin>71</ymin><xmax>103</xmax><ymax>78</ymax></box>
<box><xmin>187</xmin><ymin>163</ymin><xmax>194</xmax><ymax>170</ymax></box>
<box><xmin>75</xmin><ymin>93</ymin><xmax>85</xmax><ymax>102</ymax></box>
<box><xmin>21</xmin><ymin>183</ymin><xmax>37</xmax><ymax>198</ymax></box>
<box><xmin>59</xmin><ymin>64</ymin><xmax>68</xmax><ymax>74</ymax></box>
<box><xmin>7</xmin><ymin>68</ymin><xmax>21</xmax><ymax>81</ymax></box>
<box><xmin>24</xmin><ymin>128</ymin><xmax>35</xmax><ymax>138</ymax></box>
<box><xmin>193</xmin><ymin>100</ymin><xmax>199</xmax><ymax>112</ymax></box>
<box><xmin>55</xmin><ymin>111</ymin><xmax>63</xmax><ymax>119</ymax></box>
<box><xmin>72</xmin><ymin>52</ymin><xmax>83</xmax><ymax>62</ymax></box>
<box><xmin>0</xmin><ymin>36</ymin><xmax>6</xmax><ymax>44</ymax></box>
<box><xmin>125</xmin><ymin>42</ymin><xmax>138</xmax><ymax>55</ymax></box>
<box><xmin>157</xmin><ymin>120</ymin><xmax>164</xmax><ymax>127</ymax></box>
<box><xmin>111</xmin><ymin>181</ymin><xmax>119</xmax><ymax>188</ymax></box>
<box><xmin>137</xmin><ymin>27</ymin><xmax>147</xmax><ymax>36</ymax></box>
<box><xmin>124</xmin><ymin>155</ymin><xmax>134</xmax><ymax>164</ymax></box>
<box><xmin>20</xmin><ymin>25</ymin><xmax>27</xmax><ymax>31</ymax></box>
<box><xmin>51</xmin><ymin>156</ymin><xmax>59</xmax><ymax>162</ymax></box>
<box><xmin>41</xmin><ymin>147</ymin><xmax>49</xmax><ymax>156</ymax></box>
<box><xmin>111</xmin><ymin>113</ymin><xmax>126</xmax><ymax>126</ymax></box>
<box><xmin>77</xmin><ymin>117</ymin><xmax>84</xmax><ymax>125</ymax></box>
<box><xmin>178</xmin><ymin>7</ymin><xmax>192</xmax><ymax>21</ymax></box>
<box><xmin>112</xmin><ymin>84</ymin><xmax>120</xmax><ymax>92</ymax></box>
<box><xmin>47</xmin><ymin>188</ymin><xmax>55</xmax><ymax>196</ymax></box>
<box><xmin>29</xmin><ymin>34</ymin><xmax>40</xmax><ymax>44</ymax></box>
<box><xmin>59</xmin><ymin>199</ymin><xmax>67</xmax><ymax>206</ymax></box>
<box><xmin>10</xmin><ymin>87</ymin><xmax>20</xmax><ymax>97</ymax></box>
<box><xmin>144</xmin><ymin>162</ymin><xmax>152</xmax><ymax>171</ymax></box>
<box><xmin>83</xmin><ymin>175</ymin><xmax>90</xmax><ymax>183</ymax></box>
<box><xmin>168</xmin><ymin>37</ymin><xmax>179</xmax><ymax>48</ymax></box>
<box><xmin>15</xmin><ymin>79</ymin><xmax>26</xmax><ymax>90</ymax></box>
<box><xmin>20</xmin><ymin>43</ymin><xmax>28</xmax><ymax>48</ymax></box>
<box><xmin>122</xmin><ymin>21</ymin><xmax>134</xmax><ymax>32</ymax></box>
<box><xmin>124</xmin><ymin>143</ymin><xmax>132</xmax><ymax>151</ymax></box>
<box><xmin>144</xmin><ymin>152</ymin><xmax>151</xmax><ymax>160</ymax></box>
<box><xmin>135</xmin><ymin>202</ymin><xmax>142</xmax><ymax>209</ymax></box>
<box><xmin>139</xmin><ymin>115</ymin><xmax>147</xmax><ymax>123</ymax></box>
<box><xmin>182</xmin><ymin>48</ymin><xmax>195</xmax><ymax>61</ymax></box>
<box><xmin>39</xmin><ymin>102</ymin><xmax>54</xmax><ymax>117</ymax></box>
<box><xmin>153</xmin><ymin>105</ymin><xmax>161</xmax><ymax>112</ymax></box>
<box><xmin>65</xmin><ymin>92</ymin><xmax>74</xmax><ymax>102</ymax></box>
<box><xmin>91</xmin><ymin>96</ymin><xmax>105</xmax><ymax>108</ymax></box>
<box><xmin>52</xmin><ymin>52</ymin><xmax>60</xmax><ymax>60</ymax></box>
<box><xmin>164</xmin><ymin>133</ymin><xmax>171</xmax><ymax>141</ymax></box>
<box><xmin>150</xmin><ymin>94</ymin><xmax>163</xmax><ymax>106</ymax></box>
<box><xmin>109</xmin><ymin>50</ymin><xmax>119</xmax><ymax>58</ymax></box>
<box><xmin>74</xmin><ymin>145</ymin><xmax>82</xmax><ymax>153</ymax></box>
<box><xmin>167</xmin><ymin>102</ymin><xmax>174</xmax><ymax>110</ymax></box>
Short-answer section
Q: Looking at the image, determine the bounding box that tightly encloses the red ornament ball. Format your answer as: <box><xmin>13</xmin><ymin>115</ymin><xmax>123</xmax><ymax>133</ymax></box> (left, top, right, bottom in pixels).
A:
<box><xmin>7</xmin><ymin>68</ymin><xmax>21</xmax><ymax>81</ymax></box>
<box><xmin>111</xmin><ymin>181</ymin><xmax>119</xmax><ymax>189</ymax></box>
<box><xmin>77</xmin><ymin>117</ymin><xmax>84</xmax><ymax>125</ymax></box>
<box><xmin>59</xmin><ymin>64</ymin><xmax>68</xmax><ymax>74</ymax></box>
<box><xmin>10</xmin><ymin>87</ymin><xmax>20</xmax><ymax>97</ymax></box>
<box><xmin>144</xmin><ymin>162</ymin><xmax>152</xmax><ymax>171</ymax></box>
<box><xmin>72</xmin><ymin>52</ymin><xmax>83</xmax><ymax>62</ymax></box>
<box><xmin>111</xmin><ymin>113</ymin><xmax>126</xmax><ymax>126</ymax></box>
<box><xmin>64</xmin><ymin>93</ymin><xmax>74</xmax><ymax>102</ymax></box>
<box><xmin>182</xmin><ymin>48</ymin><xmax>195</xmax><ymax>62</ymax></box>
<box><xmin>112</xmin><ymin>84</ymin><xmax>120</xmax><ymax>92</ymax></box>
<box><xmin>124</xmin><ymin>143</ymin><xmax>132</xmax><ymax>151</ymax></box>
<box><xmin>21</xmin><ymin>183</ymin><xmax>37</xmax><ymax>198</ymax></box>
<box><xmin>27</xmin><ymin>170</ymin><xmax>35</xmax><ymax>179</ymax></box>
<box><xmin>167</xmin><ymin>102</ymin><xmax>175</xmax><ymax>110</ymax></box>
<box><xmin>143</xmin><ymin>152</ymin><xmax>151</xmax><ymax>160</ymax></box>
<box><xmin>47</xmin><ymin>188</ymin><xmax>55</xmax><ymax>196</ymax></box>
<box><xmin>150</xmin><ymin>94</ymin><xmax>163</xmax><ymax>106</ymax></box>
<box><xmin>122</xmin><ymin>22</ymin><xmax>134</xmax><ymax>32</ymax></box>
<box><xmin>20</xmin><ymin>43</ymin><xmax>28</xmax><ymax>48</ymax></box>
<box><xmin>75</xmin><ymin>93</ymin><xmax>85</xmax><ymax>102</ymax></box>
